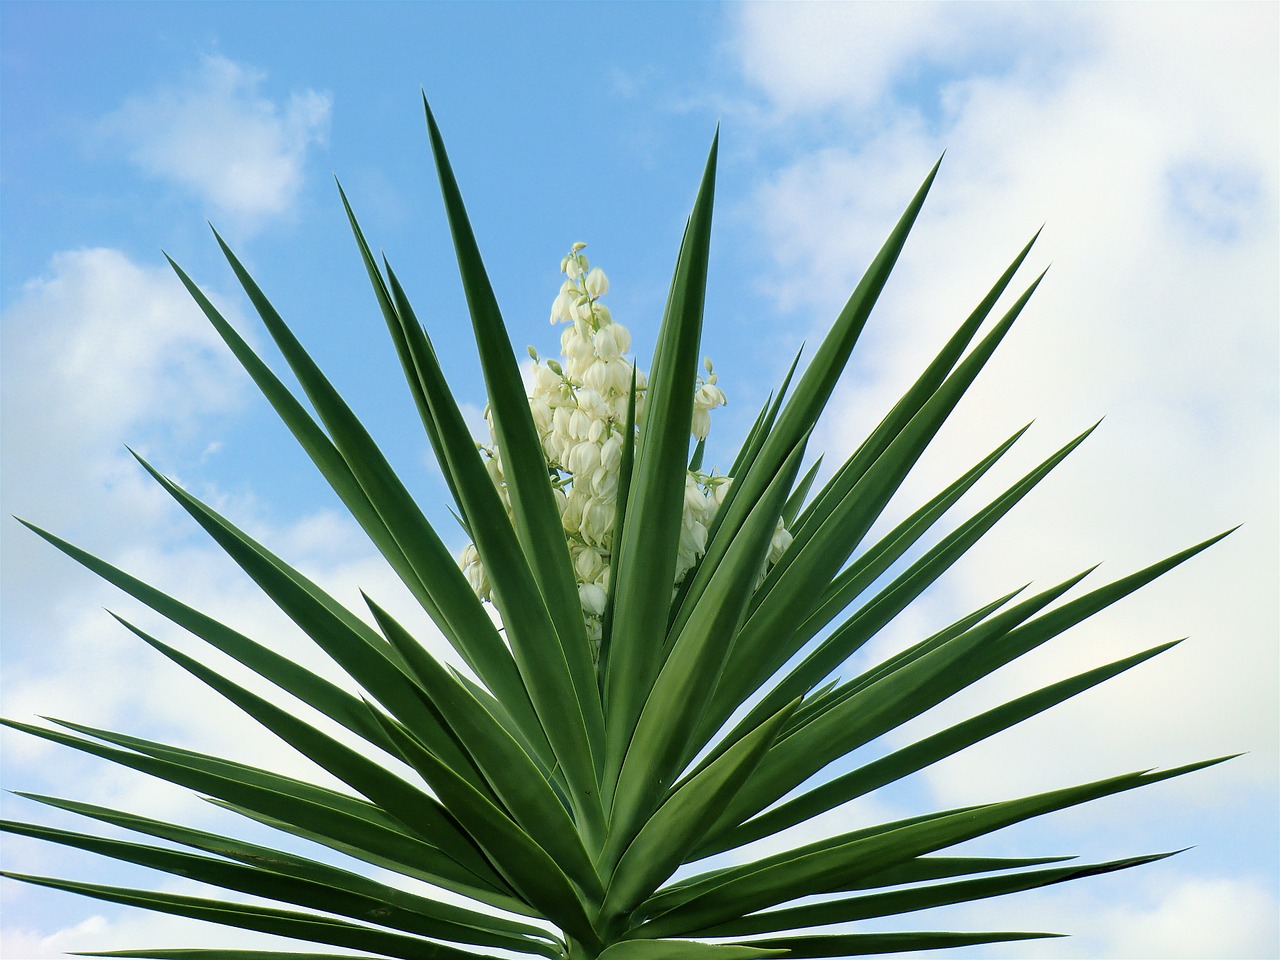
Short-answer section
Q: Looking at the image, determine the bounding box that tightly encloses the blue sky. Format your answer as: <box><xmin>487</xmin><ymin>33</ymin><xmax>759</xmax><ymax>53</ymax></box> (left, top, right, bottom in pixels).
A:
<box><xmin>2</xmin><ymin>3</ymin><xmax>1277</xmax><ymax>958</ymax></box>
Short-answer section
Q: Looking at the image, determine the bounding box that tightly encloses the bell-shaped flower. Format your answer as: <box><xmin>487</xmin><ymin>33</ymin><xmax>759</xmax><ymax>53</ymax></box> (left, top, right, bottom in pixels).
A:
<box><xmin>581</xmin><ymin>496</ymin><xmax>616</xmax><ymax>545</ymax></box>
<box><xmin>768</xmin><ymin>519</ymin><xmax>793</xmax><ymax>565</ymax></box>
<box><xmin>464</xmin><ymin>554</ymin><xmax>491</xmax><ymax>600</ymax></box>
<box><xmin>568</xmin><ymin>439</ymin><xmax>602</xmax><ymax>478</ymax></box>
<box><xmin>578</xmin><ymin>581</ymin><xmax>607</xmax><ymax>617</ymax></box>
<box><xmin>711</xmin><ymin>476</ymin><xmax>733</xmax><ymax>508</ymax></box>
<box><xmin>600</xmin><ymin>433</ymin><xmax>624</xmax><ymax>472</ymax></box>
<box><xmin>574</xmin><ymin>545</ymin><xmax>607</xmax><ymax>583</ymax></box>
<box><xmin>696</xmin><ymin>381</ymin><xmax>727</xmax><ymax>410</ymax></box>
<box><xmin>561</xmin><ymin>490</ymin><xmax>587</xmax><ymax>533</ymax></box>
<box><xmin>692</xmin><ymin>407</ymin><xmax>712</xmax><ymax>441</ymax></box>
<box><xmin>593</xmin><ymin>325</ymin><xmax>622</xmax><ymax>362</ymax></box>
<box><xmin>584</xmin><ymin>267</ymin><xmax>609</xmax><ymax>299</ymax></box>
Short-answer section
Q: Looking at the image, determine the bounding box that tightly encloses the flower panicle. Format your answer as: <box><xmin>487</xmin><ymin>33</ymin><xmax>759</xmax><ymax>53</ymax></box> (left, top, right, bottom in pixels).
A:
<box><xmin>459</xmin><ymin>243</ymin><xmax>782</xmax><ymax>659</ymax></box>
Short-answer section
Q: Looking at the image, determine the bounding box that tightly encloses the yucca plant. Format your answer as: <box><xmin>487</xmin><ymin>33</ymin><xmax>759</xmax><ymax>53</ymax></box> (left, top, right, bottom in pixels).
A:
<box><xmin>3</xmin><ymin>99</ymin><xmax>1233</xmax><ymax>960</ymax></box>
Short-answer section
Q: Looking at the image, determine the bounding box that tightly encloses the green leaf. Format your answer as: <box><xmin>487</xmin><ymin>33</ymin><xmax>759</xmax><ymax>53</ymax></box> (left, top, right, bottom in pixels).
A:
<box><xmin>601</xmin><ymin>698</ymin><xmax>800</xmax><ymax>923</ymax></box>
<box><xmin>166</xmin><ymin>254</ymin><xmax>517</xmax><ymax>706</ymax></box>
<box><xmin>604</xmin><ymin>435</ymin><xmax>806</xmax><ymax>869</ymax></box>
<box><xmin>637</xmin><ymin>758</ymin><xmax>1232</xmax><ymax>935</ymax></box>
<box><xmin>381</xmin><ymin>259</ymin><xmax>605</xmax><ymax>805</ymax></box>
<box><xmin>76</xmin><ymin>952</ymin><xmax>381</xmax><ymax>960</ymax></box>
<box><xmin>694</xmin><ymin>851</ymin><xmax>1176</xmax><ymax>936</ymax></box>
<box><xmin>0</xmin><ymin>819</ymin><xmax>558</xmax><ymax>957</ymax></box>
<box><xmin>790</xmin><ymin>229</ymin><xmax>1041</xmax><ymax>538</ymax></box>
<box><xmin>603</xmin><ymin>131</ymin><xmax>720</xmax><ymax>794</ymax></box>
<box><xmin>123</xmin><ymin>454</ymin><xmax>495</xmax><ymax>800</ymax></box>
<box><xmin>422</xmin><ymin>99</ymin><xmax>604</xmax><ymax>819</ymax></box>
<box><xmin>596</xmin><ymin>941</ymin><xmax>785</xmax><ymax>960</ymax></box>
<box><xmin>15</xmin><ymin>520</ymin><xmax>396</xmax><ymax>755</ymax></box>
<box><xmin>360</xmin><ymin>706</ymin><xmax>604</xmax><ymax>950</ymax></box>
<box><xmin>2</xmin><ymin>872</ymin><xmax>487</xmax><ymax>960</ymax></box>
<box><xmin>14</xmin><ymin>792</ymin><xmax>549</xmax><ymax>942</ymax></box>
<box><xmin>667</xmin><ymin>160</ymin><xmax>944</xmax><ymax>676</ymax></box>
<box><xmin>108</xmin><ymin>616</ymin><xmax>497</xmax><ymax>879</ymax></box>
<box><xmin>363</xmin><ymin>596</ymin><xmax>602</xmax><ymax>897</ymax></box>
<box><xmin>597</xmin><ymin>363</ymin><xmax>640</xmax><ymax>687</ymax></box>
<box><xmin>705</xmin><ymin>568</ymin><xmax>1093</xmax><ymax>837</ymax></box>
<box><xmin>2</xmin><ymin>718</ymin><xmax>514</xmax><ymax>907</ymax></box>
<box><xmin>719</xmin><ymin>420</ymin><xmax>1091</xmax><ymax>752</ymax></box>
<box><xmin>710</xmin><ymin>639</ymin><xmax>1182</xmax><ymax>854</ymax></box>
<box><xmin>728</xmin><ymin>931</ymin><xmax>1060</xmax><ymax>957</ymax></box>
<box><xmin>781</xmin><ymin>455</ymin><xmax>823</xmax><ymax>527</ymax></box>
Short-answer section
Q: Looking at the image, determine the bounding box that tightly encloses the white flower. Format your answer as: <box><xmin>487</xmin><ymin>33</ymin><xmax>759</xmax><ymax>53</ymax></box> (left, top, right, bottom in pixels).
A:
<box><xmin>769</xmin><ymin>519</ymin><xmax>793</xmax><ymax>564</ymax></box>
<box><xmin>711</xmin><ymin>476</ymin><xmax>732</xmax><ymax>507</ymax></box>
<box><xmin>600</xmin><ymin>434</ymin><xmax>623</xmax><ymax>471</ymax></box>
<box><xmin>578</xmin><ymin>581</ymin><xmax>607</xmax><ymax>617</ymax></box>
<box><xmin>580</xmin><ymin>496</ymin><xmax>615</xmax><ymax>545</ymax></box>
<box><xmin>568</xmin><ymin>439</ymin><xmax>602</xmax><ymax>478</ymax></box>
<box><xmin>594</xmin><ymin>325</ymin><xmax>622</xmax><ymax>362</ymax></box>
<box><xmin>696</xmin><ymin>381</ymin><xmax>726</xmax><ymax>409</ymax></box>
<box><xmin>692</xmin><ymin>407</ymin><xmax>712</xmax><ymax>441</ymax></box>
<box><xmin>584</xmin><ymin>267</ymin><xmax>609</xmax><ymax>298</ymax></box>
<box><xmin>574</xmin><ymin>545</ymin><xmax>607</xmax><ymax>583</ymax></box>
<box><xmin>561</xmin><ymin>490</ymin><xmax>587</xmax><ymax>533</ymax></box>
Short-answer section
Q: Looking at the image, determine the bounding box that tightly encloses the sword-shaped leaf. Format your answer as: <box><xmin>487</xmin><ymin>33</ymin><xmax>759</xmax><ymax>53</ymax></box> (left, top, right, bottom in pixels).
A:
<box><xmin>360</xmin><ymin>707</ymin><xmax>604</xmax><ymax>951</ymax></box>
<box><xmin>603</xmin><ymin>132</ymin><xmax>719</xmax><ymax>793</ymax></box>
<box><xmin>422</xmin><ymin>100</ymin><xmax>604</xmax><ymax>816</ymax></box>
<box><xmin>694</xmin><ymin>851</ymin><xmax>1176</xmax><ymax>936</ymax></box>
<box><xmin>1</xmin><ymin>820</ymin><xmax>559</xmax><ymax>958</ymax></box>
<box><xmin>167</xmin><ymin>254</ymin><xmax>517</xmax><ymax>705</ymax></box>
<box><xmin>1</xmin><ymin>873</ymin><xmax>486</xmax><ymax>960</ymax></box>
<box><xmin>709</xmin><ymin>640</ymin><xmax>1182</xmax><ymax>854</ymax></box>
<box><xmin>601</xmin><ymin>698</ymin><xmax>799</xmax><ymax>922</ymax></box>
<box><xmin>14</xmin><ymin>792</ymin><xmax>551</xmax><ymax>943</ymax></box>
<box><xmin>603</xmin><ymin>436</ymin><xmax>806</xmax><ymax>869</ymax></box>
<box><xmin>364</xmin><ymin>595</ymin><xmax>601</xmax><ymax>895</ymax></box>
<box><xmin>636</xmin><ymin>758</ymin><xmax>1231</xmax><ymax>936</ymax></box>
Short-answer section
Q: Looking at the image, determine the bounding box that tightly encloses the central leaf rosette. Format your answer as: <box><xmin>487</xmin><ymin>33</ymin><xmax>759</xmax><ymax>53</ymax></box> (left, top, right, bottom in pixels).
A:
<box><xmin>460</xmin><ymin>244</ymin><xmax>791</xmax><ymax>654</ymax></box>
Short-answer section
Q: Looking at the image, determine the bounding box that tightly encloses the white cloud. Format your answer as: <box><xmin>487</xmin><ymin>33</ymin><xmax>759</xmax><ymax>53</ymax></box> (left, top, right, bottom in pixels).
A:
<box><xmin>735</xmin><ymin>2</ymin><xmax>1091</xmax><ymax>117</ymax></box>
<box><xmin>0</xmin><ymin>248</ymin><xmax>249</xmax><ymax>609</ymax></box>
<box><xmin>0</xmin><ymin>246</ymin><xmax>463</xmax><ymax>952</ymax></box>
<box><xmin>732</xmin><ymin>3</ymin><xmax>1278</xmax><ymax>808</ymax></box>
<box><xmin>96</xmin><ymin>55</ymin><xmax>330</xmax><ymax>226</ymax></box>
<box><xmin>965</xmin><ymin>871</ymin><xmax>1280</xmax><ymax>960</ymax></box>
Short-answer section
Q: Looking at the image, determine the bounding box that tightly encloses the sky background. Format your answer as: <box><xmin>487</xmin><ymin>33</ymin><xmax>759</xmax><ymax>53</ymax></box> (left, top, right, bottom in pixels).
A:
<box><xmin>1</xmin><ymin>3</ymin><xmax>1277</xmax><ymax>958</ymax></box>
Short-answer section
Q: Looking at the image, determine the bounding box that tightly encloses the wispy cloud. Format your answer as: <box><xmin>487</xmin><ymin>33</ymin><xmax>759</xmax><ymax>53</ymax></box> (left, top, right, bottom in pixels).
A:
<box><xmin>95</xmin><ymin>55</ymin><xmax>330</xmax><ymax>227</ymax></box>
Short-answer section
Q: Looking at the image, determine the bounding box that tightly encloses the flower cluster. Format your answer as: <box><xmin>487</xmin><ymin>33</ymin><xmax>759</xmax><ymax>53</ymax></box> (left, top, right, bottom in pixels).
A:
<box><xmin>459</xmin><ymin>244</ymin><xmax>789</xmax><ymax>656</ymax></box>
